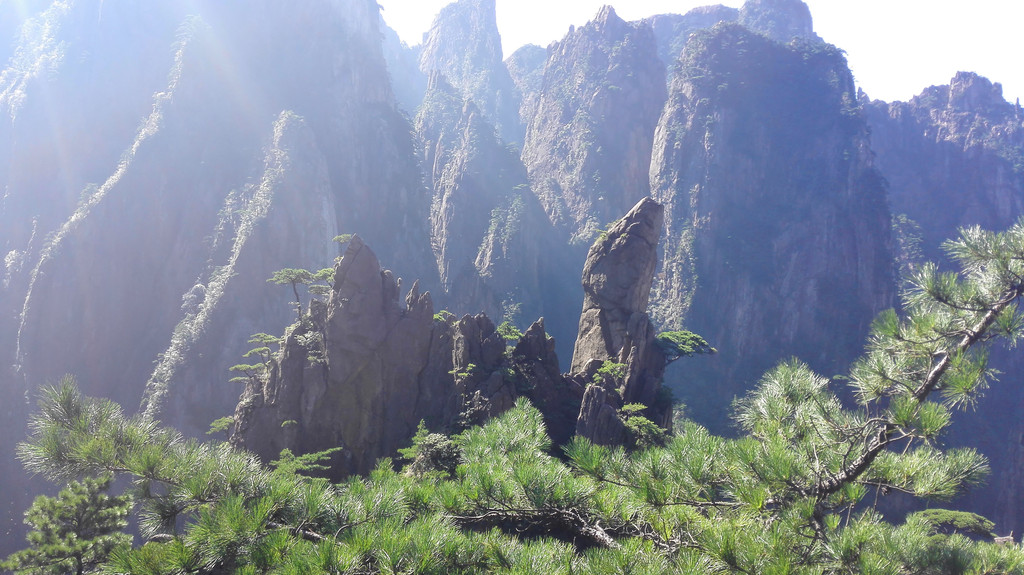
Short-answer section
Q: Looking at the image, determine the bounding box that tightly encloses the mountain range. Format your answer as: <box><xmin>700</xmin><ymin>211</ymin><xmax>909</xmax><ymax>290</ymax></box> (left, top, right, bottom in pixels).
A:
<box><xmin>1</xmin><ymin>0</ymin><xmax>1022</xmax><ymax>553</ymax></box>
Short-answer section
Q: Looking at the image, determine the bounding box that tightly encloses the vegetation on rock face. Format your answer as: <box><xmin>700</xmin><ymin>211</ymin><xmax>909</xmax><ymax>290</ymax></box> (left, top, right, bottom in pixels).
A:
<box><xmin>8</xmin><ymin>220</ymin><xmax>1024</xmax><ymax>572</ymax></box>
<box><xmin>655</xmin><ymin>330</ymin><xmax>716</xmax><ymax>364</ymax></box>
<box><xmin>228</xmin><ymin>332</ymin><xmax>283</xmax><ymax>386</ymax></box>
<box><xmin>267</xmin><ymin>267</ymin><xmax>334</xmax><ymax>318</ymax></box>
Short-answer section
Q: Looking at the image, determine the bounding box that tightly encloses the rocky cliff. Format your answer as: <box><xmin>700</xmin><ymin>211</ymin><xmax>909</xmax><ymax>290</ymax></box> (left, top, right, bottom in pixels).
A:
<box><xmin>0</xmin><ymin>0</ymin><xmax>433</xmax><ymax>548</ymax></box>
<box><xmin>646</xmin><ymin>6</ymin><xmax>738</xmax><ymax>73</ymax></box>
<box><xmin>415</xmin><ymin>72</ymin><xmax>548</xmax><ymax>325</ymax></box>
<box><xmin>650</xmin><ymin>23</ymin><xmax>895</xmax><ymax>428</ymax></box>
<box><xmin>9</xmin><ymin>0</ymin><xmax>434</xmax><ymax>431</ymax></box>
<box><xmin>738</xmin><ymin>0</ymin><xmax>819</xmax><ymax>44</ymax></box>
<box><xmin>572</xmin><ymin>198</ymin><xmax>670</xmax><ymax>444</ymax></box>
<box><xmin>521</xmin><ymin>6</ymin><xmax>666</xmax><ymax>245</ymax></box>
<box><xmin>381</xmin><ymin>20</ymin><xmax>427</xmax><ymax>116</ymax></box>
<box><xmin>505</xmin><ymin>44</ymin><xmax>547</xmax><ymax>129</ymax></box>
<box><xmin>233</xmin><ymin>198</ymin><xmax>672</xmax><ymax>470</ymax></box>
<box><xmin>233</xmin><ymin>236</ymin><xmax>521</xmax><ymax>477</ymax></box>
<box><xmin>418</xmin><ymin>0</ymin><xmax>522</xmax><ymax>144</ymax></box>
<box><xmin>866</xmin><ymin>72</ymin><xmax>1024</xmax><ymax>263</ymax></box>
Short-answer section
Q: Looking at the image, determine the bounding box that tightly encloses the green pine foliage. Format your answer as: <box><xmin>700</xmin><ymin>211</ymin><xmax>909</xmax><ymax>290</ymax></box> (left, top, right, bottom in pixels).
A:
<box><xmin>12</xmin><ymin>220</ymin><xmax>1024</xmax><ymax>573</ymax></box>
<box><xmin>913</xmin><ymin>508</ymin><xmax>996</xmax><ymax>539</ymax></box>
<box><xmin>619</xmin><ymin>404</ymin><xmax>668</xmax><ymax>450</ymax></box>
<box><xmin>206</xmin><ymin>416</ymin><xmax>234</xmax><ymax>436</ymax></box>
<box><xmin>595</xmin><ymin>360</ymin><xmax>627</xmax><ymax>383</ymax></box>
<box><xmin>496</xmin><ymin>321</ymin><xmax>524</xmax><ymax>344</ymax></box>
<box><xmin>2</xmin><ymin>472</ymin><xmax>131</xmax><ymax>575</ymax></box>
<box><xmin>267</xmin><ymin>267</ymin><xmax>334</xmax><ymax>319</ymax></box>
<box><xmin>654</xmin><ymin>330</ymin><xmax>716</xmax><ymax>364</ymax></box>
<box><xmin>398</xmin><ymin>421</ymin><xmax>461</xmax><ymax>477</ymax></box>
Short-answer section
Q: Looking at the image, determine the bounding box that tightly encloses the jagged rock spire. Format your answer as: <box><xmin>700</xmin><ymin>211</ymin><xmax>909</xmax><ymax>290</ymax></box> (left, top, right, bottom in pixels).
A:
<box><xmin>572</xmin><ymin>197</ymin><xmax>670</xmax><ymax>444</ymax></box>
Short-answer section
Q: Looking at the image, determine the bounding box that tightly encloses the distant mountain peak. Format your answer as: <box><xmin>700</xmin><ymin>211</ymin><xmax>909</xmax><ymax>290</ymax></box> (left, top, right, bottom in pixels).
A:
<box><xmin>596</xmin><ymin>5</ymin><xmax>619</xmax><ymax>24</ymax></box>
<box><xmin>948</xmin><ymin>71</ymin><xmax>1010</xmax><ymax>114</ymax></box>
<box><xmin>739</xmin><ymin>0</ymin><xmax>818</xmax><ymax>43</ymax></box>
<box><xmin>418</xmin><ymin>0</ymin><xmax>522</xmax><ymax>142</ymax></box>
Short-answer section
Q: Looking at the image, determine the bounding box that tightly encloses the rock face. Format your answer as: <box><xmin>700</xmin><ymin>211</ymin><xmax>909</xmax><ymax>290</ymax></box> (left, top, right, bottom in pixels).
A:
<box><xmin>418</xmin><ymin>0</ymin><xmax>522</xmax><ymax>144</ymax></box>
<box><xmin>415</xmin><ymin>72</ymin><xmax>548</xmax><ymax>324</ymax></box>
<box><xmin>572</xmin><ymin>198</ymin><xmax>669</xmax><ymax>444</ymax></box>
<box><xmin>650</xmin><ymin>24</ymin><xmax>895</xmax><ymax>428</ymax></box>
<box><xmin>505</xmin><ymin>44</ymin><xmax>547</xmax><ymax>129</ymax></box>
<box><xmin>646</xmin><ymin>6</ymin><xmax>739</xmax><ymax>71</ymax></box>
<box><xmin>865</xmin><ymin>71</ymin><xmax>1024</xmax><ymax>538</ymax></box>
<box><xmin>521</xmin><ymin>6</ymin><xmax>666</xmax><ymax>245</ymax></box>
<box><xmin>232</xmin><ymin>237</ymin><xmax>518</xmax><ymax>477</ymax></box>
<box><xmin>234</xmin><ymin>198</ymin><xmax>674</xmax><ymax>465</ymax></box>
<box><xmin>0</xmin><ymin>0</ymin><xmax>433</xmax><ymax>550</ymax></box>
<box><xmin>381</xmin><ymin>20</ymin><xmax>427</xmax><ymax>116</ymax></box>
<box><xmin>508</xmin><ymin>318</ymin><xmax>584</xmax><ymax>446</ymax></box>
<box><xmin>865</xmin><ymin>72</ymin><xmax>1024</xmax><ymax>263</ymax></box>
<box><xmin>7</xmin><ymin>0</ymin><xmax>433</xmax><ymax>430</ymax></box>
<box><xmin>738</xmin><ymin>0</ymin><xmax>818</xmax><ymax>44</ymax></box>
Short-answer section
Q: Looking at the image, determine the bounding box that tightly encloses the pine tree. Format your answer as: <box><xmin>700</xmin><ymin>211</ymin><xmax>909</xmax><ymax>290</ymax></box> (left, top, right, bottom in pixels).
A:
<box><xmin>2</xmin><ymin>473</ymin><xmax>130</xmax><ymax>575</ymax></box>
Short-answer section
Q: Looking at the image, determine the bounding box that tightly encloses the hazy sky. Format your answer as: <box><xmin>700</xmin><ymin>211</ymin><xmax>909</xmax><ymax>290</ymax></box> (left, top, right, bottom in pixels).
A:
<box><xmin>378</xmin><ymin>0</ymin><xmax>1024</xmax><ymax>105</ymax></box>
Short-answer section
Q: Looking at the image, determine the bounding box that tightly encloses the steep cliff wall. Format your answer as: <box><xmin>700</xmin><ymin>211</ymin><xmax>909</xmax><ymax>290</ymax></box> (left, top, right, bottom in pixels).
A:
<box><xmin>418</xmin><ymin>0</ymin><xmax>522</xmax><ymax>144</ymax></box>
<box><xmin>738</xmin><ymin>0</ymin><xmax>819</xmax><ymax>44</ymax></box>
<box><xmin>416</xmin><ymin>73</ymin><xmax>548</xmax><ymax>324</ymax></box>
<box><xmin>646</xmin><ymin>6</ymin><xmax>738</xmax><ymax>72</ymax></box>
<box><xmin>521</xmin><ymin>6</ymin><xmax>666</xmax><ymax>245</ymax></box>
<box><xmin>381</xmin><ymin>20</ymin><xmax>427</xmax><ymax>116</ymax></box>
<box><xmin>9</xmin><ymin>0</ymin><xmax>432</xmax><ymax>431</ymax></box>
<box><xmin>866</xmin><ymin>72</ymin><xmax>1024</xmax><ymax>263</ymax></box>
<box><xmin>0</xmin><ymin>0</ymin><xmax>432</xmax><ymax>550</ymax></box>
<box><xmin>505</xmin><ymin>44</ymin><xmax>546</xmax><ymax>129</ymax></box>
<box><xmin>650</xmin><ymin>24</ymin><xmax>895</xmax><ymax>427</ymax></box>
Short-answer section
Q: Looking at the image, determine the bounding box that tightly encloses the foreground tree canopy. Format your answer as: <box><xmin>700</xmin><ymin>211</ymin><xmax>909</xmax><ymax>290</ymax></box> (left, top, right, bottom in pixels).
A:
<box><xmin>11</xmin><ymin>220</ymin><xmax>1024</xmax><ymax>574</ymax></box>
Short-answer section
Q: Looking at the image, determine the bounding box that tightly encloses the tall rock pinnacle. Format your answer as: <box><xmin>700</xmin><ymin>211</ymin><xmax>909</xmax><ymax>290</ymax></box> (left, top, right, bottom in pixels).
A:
<box><xmin>571</xmin><ymin>198</ymin><xmax>670</xmax><ymax>444</ymax></box>
<box><xmin>571</xmin><ymin>197</ymin><xmax>663</xmax><ymax>374</ymax></box>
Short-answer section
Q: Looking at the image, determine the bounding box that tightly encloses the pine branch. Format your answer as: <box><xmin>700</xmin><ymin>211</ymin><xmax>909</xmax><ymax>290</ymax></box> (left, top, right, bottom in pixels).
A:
<box><xmin>813</xmin><ymin>282</ymin><xmax>1024</xmax><ymax>500</ymax></box>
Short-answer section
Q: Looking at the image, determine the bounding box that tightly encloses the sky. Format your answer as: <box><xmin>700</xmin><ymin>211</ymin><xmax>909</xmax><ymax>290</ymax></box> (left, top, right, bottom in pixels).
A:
<box><xmin>377</xmin><ymin>0</ymin><xmax>1024</xmax><ymax>105</ymax></box>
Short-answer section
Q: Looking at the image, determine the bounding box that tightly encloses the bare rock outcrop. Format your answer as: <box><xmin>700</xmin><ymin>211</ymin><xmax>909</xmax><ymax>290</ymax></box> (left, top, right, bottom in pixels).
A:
<box><xmin>505</xmin><ymin>44</ymin><xmax>547</xmax><ymax>129</ymax></box>
<box><xmin>233</xmin><ymin>237</ymin><xmax>436</xmax><ymax>475</ymax></box>
<box><xmin>865</xmin><ymin>72</ymin><xmax>1024</xmax><ymax>263</ymax></box>
<box><xmin>232</xmin><ymin>237</ymin><xmax>527</xmax><ymax>477</ymax></box>
<box><xmin>509</xmin><ymin>319</ymin><xmax>585</xmax><ymax>446</ymax></box>
<box><xmin>416</xmin><ymin>72</ymin><xmax>548</xmax><ymax>323</ymax></box>
<box><xmin>646</xmin><ymin>6</ymin><xmax>739</xmax><ymax>71</ymax></box>
<box><xmin>381</xmin><ymin>20</ymin><xmax>427</xmax><ymax>116</ymax></box>
<box><xmin>739</xmin><ymin>0</ymin><xmax>819</xmax><ymax>44</ymax></box>
<box><xmin>233</xmin><ymin>195</ymin><xmax>679</xmax><ymax>465</ymax></box>
<box><xmin>571</xmin><ymin>197</ymin><xmax>669</xmax><ymax>444</ymax></box>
